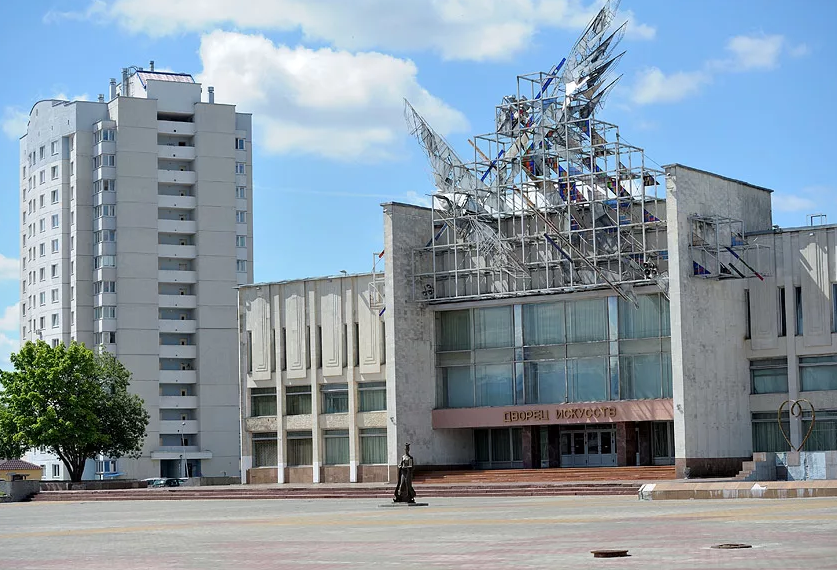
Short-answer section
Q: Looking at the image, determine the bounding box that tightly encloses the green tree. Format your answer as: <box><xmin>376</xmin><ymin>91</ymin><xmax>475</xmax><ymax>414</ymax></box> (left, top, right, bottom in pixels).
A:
<box><xmin>0</xmin><ymin>341</ymin><xmax>149</xmax><ymax>481</ymax></box>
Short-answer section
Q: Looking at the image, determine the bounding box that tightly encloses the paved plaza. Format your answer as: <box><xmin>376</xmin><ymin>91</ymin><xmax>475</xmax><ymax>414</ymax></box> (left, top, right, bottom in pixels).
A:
<box><xmin>1</xmin><ymin>495</ymin><xmax>836</xmax><ymax>569</ymax></box>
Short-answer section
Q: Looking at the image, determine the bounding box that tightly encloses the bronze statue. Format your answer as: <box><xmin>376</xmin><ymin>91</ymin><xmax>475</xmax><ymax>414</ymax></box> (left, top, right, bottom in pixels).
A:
<box><xmin>393</xmin><ymin>443</ymin><xmax>416</xmax><ymax>503</ymax></box>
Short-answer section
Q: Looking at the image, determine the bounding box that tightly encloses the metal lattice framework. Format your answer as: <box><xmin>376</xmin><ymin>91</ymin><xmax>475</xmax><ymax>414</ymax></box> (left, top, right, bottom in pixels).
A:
<box><xmin>406</xmin><ymin>0</ymin><xmax>669</xmax><ymax>303</ymax></box>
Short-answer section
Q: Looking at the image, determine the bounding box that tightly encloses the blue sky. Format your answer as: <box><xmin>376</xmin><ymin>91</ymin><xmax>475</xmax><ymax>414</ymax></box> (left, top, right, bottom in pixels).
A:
<box><xmin>1</xmin><ymin>0</ymin><xmax>836</xmax><ymax>368</ymax></box>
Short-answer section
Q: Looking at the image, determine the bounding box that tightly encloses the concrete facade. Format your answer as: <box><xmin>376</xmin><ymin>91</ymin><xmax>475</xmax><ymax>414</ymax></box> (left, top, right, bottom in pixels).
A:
<box><xmin>19</xmin><ymin>68</ymin><xmax>252</xmax><ymax>479</ymax></box>
<box><xmin>239</xmin><ymin>164</ymin><xmax>837</xmax><ymax>481</ymax></box>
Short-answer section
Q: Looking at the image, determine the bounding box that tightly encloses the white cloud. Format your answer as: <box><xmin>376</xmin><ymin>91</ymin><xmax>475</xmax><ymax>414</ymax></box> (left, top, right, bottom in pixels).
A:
<box><xmin>772</xmin><ymin>194</ymin><xmax>818</xmax><ymax>213</ymax></box>
<box><xmin>621</xmin><ymin>10</ymin><xmax>656</xmax><ymax>41</ymax></box>
<box><xmin>197</xmin><ymin>31</ymin><xmax>468</xmax><ymax>160</ymax></box>
<box><xmin>631</xmin><ymin>67</ymin><xmax>710</xmax><ymax>105</ymax></box>
<box><xmin>404</xmin><ymin>191</ymin><xmax>433</xmax><ymax>208</ymax></box>
<box><xmin>53</xmin><ymin>0</ymin><xmax>655</xmax><ymax>61</ymax></box>
<box><xmin>0</xmin><ymin>255</ymin><xmax>18</xmax><ymax>281</ymax></box>
<box><xmin>0</xmin><ymin>304</ymin><xmax>19</xmax><ymax>333</ymax></box>
<box><xmin>0</xmin><ymin>333</ymin><xmax>17</xmax><ymax>372</ymax></box>
<box><xmin>2</xmin><ymin>107</ymin><xmax>28</xmax><ymax>140</ymax></box>
<box><xmin>53</xmin><ymin>93</ymin><xmax>90</xmax><ymax>102</ymax></box>
<box><xmin>723</xmin><ymin>34</ymin><xmax>784</xmax><ymax>71</ymax></box>
<box><xmin>789</xmin><ymin>43</ymin><xmax>810</xmax><ymax>58</ymax></box>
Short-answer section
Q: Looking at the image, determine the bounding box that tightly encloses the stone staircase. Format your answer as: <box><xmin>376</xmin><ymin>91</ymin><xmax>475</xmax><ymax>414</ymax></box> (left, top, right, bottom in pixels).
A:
<box><xmin>31</xmin><ymin>466</ymin><xmax>676</xmax><ymax>502</ymax></box>
<box><xmin>734</xmin><ymin>453</ymin><xmax>776</xmax><ymax>481</ymax></box>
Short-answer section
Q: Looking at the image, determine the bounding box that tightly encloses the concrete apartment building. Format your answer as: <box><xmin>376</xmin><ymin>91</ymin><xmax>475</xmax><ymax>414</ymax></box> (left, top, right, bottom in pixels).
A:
<box><xmin>19</xmin><ymin>64</ymin><xmax>253</xmax><ymax>479</ymax></box>
<box><xmin>238</xmin><ymin>164</ymin><xmax>837</xmax><ymax>484</ymax></box>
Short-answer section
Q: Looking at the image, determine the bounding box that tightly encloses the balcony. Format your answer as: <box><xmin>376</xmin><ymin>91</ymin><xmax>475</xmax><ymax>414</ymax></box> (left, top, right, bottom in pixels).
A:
<box><xmin>159</xmin><ymin>345</ymin><xmax>197</xmax><ymax>359</ymax></box>
<box><xmin>158</xmin><ymin>120</ymin><xmax>195</xmax><ymax>136</ymax></box>
<box><xmin>158</xmin><ymin>244</ymin><xmax>197</xmax><ymax>259</ymax></box>
<box><xmin>158</xmin><ymin>270</ymin><xmax>197</xmax><ymax>284</ymax></box>
<box><xmin>158</xmin><ymin>145</ymin><xmax>195</xmax><ymax>161</ymax></box>
<box><xmin>159</xmin><ymin>294</ymin><xmax>197</xmax><ymax>309</ymax></box>
<box><xmin>150</xmin><ymin>448</ymin><xmax>212</xmax><ymax>460</ymax></box>
<box><xmin>158</xmin><ymin>219</ymin><xmax>197</xmax><ymax>234</ymax></box>
<box><xmin>159</xmin><ymin>370</ymin><xmax>197</xmax><ymax>384</ymax></box>
<box><xmin>159</xmin><ymin>395</ymin><xmax>198</xmax><ymax>409</ymax></box>
<box><xmin>158</xmin><ymin>170</ymin><xmax>196</xmax><ymax>185</ymax></box>
<box><xmin>159</xmin><ymin>319</ymin><xmax>197</xmax><ymax>334</ymax></box>
<box><xmin>158</xmin><ymin>195</ymin><xmax>196</xmax><ymax>209</ymax></box>
<box><xmin>160</xmin><ymin>420</ymin><xmax>198</xmax><ymax>434</ymax></box>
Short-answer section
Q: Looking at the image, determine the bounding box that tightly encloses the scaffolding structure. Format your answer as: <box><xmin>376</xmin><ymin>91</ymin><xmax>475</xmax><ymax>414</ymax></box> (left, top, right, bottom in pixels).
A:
<box><xmin>406</xmin><ymin>0</ymin><xmax>668</xmax><ymax>304</ymax></box>
<box><xmin>689</xmin><ymin>216</ymin><xmax>769</xmax><ymax>280</ymax></box>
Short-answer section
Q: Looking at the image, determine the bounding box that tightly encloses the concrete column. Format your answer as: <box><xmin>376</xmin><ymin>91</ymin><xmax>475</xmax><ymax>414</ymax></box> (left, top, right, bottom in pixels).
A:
<box><xmin>616</xmin><ymin>422</ymin><xmax>637</xmax><ymax>467</ymax></box>
<box><xmin>521</xmin><ymin>426</ymin><xmax>540</xmax><ymax>469</ymax></box>
<box><xmin>782</xmin><ymin>232</ymin><xmax>801</xmax><ymax>448</ymax></box>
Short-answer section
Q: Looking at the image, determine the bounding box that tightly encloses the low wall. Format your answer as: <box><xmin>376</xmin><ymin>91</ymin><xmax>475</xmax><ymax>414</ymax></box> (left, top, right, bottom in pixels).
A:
<box><xmin>40</xmin><ymin>480</ymin><xmax>149</xmax><ymax>491</ymax></box>
<box><xmin>776</xmin><ymin>452</ymin><xmax>837</xmax><ymax>480</ymax></box>
<box><xmin>0</xmin><ymin>480</ymin><xmax>41</xmax><ymax>502</ymax></box>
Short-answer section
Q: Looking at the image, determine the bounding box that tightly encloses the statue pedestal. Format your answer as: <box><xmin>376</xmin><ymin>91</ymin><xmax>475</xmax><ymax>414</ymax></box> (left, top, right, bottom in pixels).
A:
<box><xmin>378</xmin><ymin>502</ymin><xmax>429</xmax><ymax>508</ymax></box>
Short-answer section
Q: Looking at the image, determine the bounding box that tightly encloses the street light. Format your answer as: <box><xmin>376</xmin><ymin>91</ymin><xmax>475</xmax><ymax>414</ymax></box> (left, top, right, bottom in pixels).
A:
<box><xmin>178</xmin><ymin>420</ymin><xmax>187</xmax><ymax>479</ymax></box>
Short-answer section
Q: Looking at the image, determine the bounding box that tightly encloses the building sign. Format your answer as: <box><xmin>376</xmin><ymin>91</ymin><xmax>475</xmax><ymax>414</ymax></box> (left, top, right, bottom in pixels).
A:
<box><xmin>503</xmin><ymin>406</ymin><xmax>617</xmax><ymax>423</ymax></box>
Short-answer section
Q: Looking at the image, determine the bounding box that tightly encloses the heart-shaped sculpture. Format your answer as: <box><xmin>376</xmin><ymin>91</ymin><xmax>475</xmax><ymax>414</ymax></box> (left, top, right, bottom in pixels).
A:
<box><xmin>777</xmin><ymin>399</ymin><xmax>816</xmax><ymax>452</ymax></box>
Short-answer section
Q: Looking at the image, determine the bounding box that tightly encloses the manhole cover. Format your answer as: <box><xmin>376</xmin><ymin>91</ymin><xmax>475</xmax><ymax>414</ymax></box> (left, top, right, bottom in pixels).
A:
<box><xmin>591</xmin><ymin>549</ymin><xmax>629</xmax><ymax>558</ymax></box>
<box><xmin>711</xmin><ymin>544</ymin><xmax>752</xmax><ymax>550</ymax></box>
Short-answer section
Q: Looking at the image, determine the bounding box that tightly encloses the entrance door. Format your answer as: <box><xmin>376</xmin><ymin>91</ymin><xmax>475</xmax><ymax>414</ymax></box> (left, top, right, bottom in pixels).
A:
<box><xmin>652</xmin><ymin>421</ymin><xmax>675</xmax><ymax>465</ymax></box>
<box><xmin>560</xmin><ymin>426</ymin><xmax>617</xmax><ymax>467</ymax></box>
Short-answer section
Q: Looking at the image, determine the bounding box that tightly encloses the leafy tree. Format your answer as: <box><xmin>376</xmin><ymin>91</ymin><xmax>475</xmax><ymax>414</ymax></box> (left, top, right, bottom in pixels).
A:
<box><xmin>0</xmin><ymin>404</ymin><xmax>26</xmax><ymax>460</ymax></box>
<box><xmin>0</xmin><ymin>341</ymin><xmax>149</xmax><ymax>481</ymax></box>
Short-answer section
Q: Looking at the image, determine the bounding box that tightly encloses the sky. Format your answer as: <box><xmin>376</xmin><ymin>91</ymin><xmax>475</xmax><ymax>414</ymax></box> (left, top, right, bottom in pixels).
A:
<box><xmin>1</xmin><ymin>0</ymin><xmax>836</xmax><ymax>370</ymax></box>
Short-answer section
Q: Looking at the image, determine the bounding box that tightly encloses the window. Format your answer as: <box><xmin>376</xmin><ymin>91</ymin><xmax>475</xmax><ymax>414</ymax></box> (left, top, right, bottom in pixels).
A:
<box><xmin>51</xmin><ymin>313</ymin><xmax>59</xmax><ymax>328</ymax></box>
<box><xmin>750</xmin><ymin>359</ymin><xmax>789</xmax><ymax>394</ymax></box>
<box><xmin>321</xmin><ymin>384</ymin><xmax>349</xmax><ymax>414</ymax></box>
<box><xmin>93</xmin><ymin>180</ymin><xmax>116</xmax><ymax>193</ymax></box>
<box><xmin>94</xmin><ymin>129</ymin><xmax>115</xmax><ymax>143</ymax></box>
<box><xmin>286</xmin><ymin>431</ymin><xmax>313</xmax><ymax>466</ymax></box>
<box><xmin>51</xmin><ymin>464</ymin><xmax>60</xmax><ymax>478</ymax></box>
<box><xmin>70</xmin><ymin>161</ymin><xmax>74</xmax><ymax>176</ymax></box>
<box><xmin>94</xmin><ymin>332</ymin><xmax>116</xmax><ymax>345</ymax></box>
<box><xmin>39</xmin><ymin>268</ymin><xmax>45</xmax><ymax>281</ymax></box>
<box><xmin>39</xmin><ymin>146</ymin><xmax>45</xmax><ymax>160</ymax></box>
<box><xmin>795</xmin><ymin>286</ymin><xmax>803</xmax><ymax>336</ymax></box>
<box><xmin>39</xmin><ymin>316</ymin><xmax>45</xmax><ymax>330</ymax></box>
<box><xmin>51</xmin><ymin>190</ymin><xmax>58</xmax><ymax>203</ymax></box>
<box><xmin>51</xmin><ymin>214</ymin><xmax>59</xmax><ymax>228</ymax></box>
<box><xmin>93</xmin><ymin>155</ymin><xmax>115</xmax><ymax>168</ymax></box>
<box><xmin>51</xmin><ymin>166</ymin><xmax>58</xmax><ymax>180</ymax></box>
<box><xmin>235</xmin><ymin>162</ymin><xmax>246</xmax><ymax>174</ymax></box>
<box><xmin>833</xmin><ymin>284</ymin><xmax>837</xmax><ymax>333</ymax></box>
<box><xmin>70</xmin><ymin>236</ymin><xmax>74</xmax><ymax>251</ymax></box>
<box><xmin>800</xmin><ymin>356</ymin><xmax>837</xmax><ymax>392</ymax></box>
<box><xmin>39</xmin><ymin>218</ymin><xmax>45</xmax><ymax>232</ymax></box>
<box><xmin>39</xmin><ymin>243</ymin><xmax>45</xmax><ymax>257</ymax></box>
<box><xmin>39</xmin><ymin>170</ymin><xmax>45</xmax><ymax>184</ymax></box>
<box><xmin>93</xmin><ymin>281</ymin><xmax>116</xmax><ymax>294</ymax></box>
<box><xmin>360</xmin><ymin>428</ymin><xmax>387</xmax><ymax>464</ymax></box>
<box><xmin>323</xmin><ymin>430</ymin><xmax>349</xmax><ymax>465</ymax></box>
<box><xmin>358</xmin><ymin>381</ymin><xmax>387</xmax><ymax>412</ymax></box>
<box><xmin>437</xmin><ymin>310</ymin><xmax>472</xmax><ymax>351</ymax></box>
<box><xmin>752</xmin><ymin>411</ymin><xmax>791</xmax><ymax>452</ymax></box>
<box><xmin>39</xmin><ymin>195</ymin><xmax>45</xmax><ymax>210</ymax></box>
<box><xmin>236</xmin><ymin>210</ymin><xmax>247</xmax><ymax>223</ymax></box>
<box><xmin>778</xmin><ymin>287</ymin><xmax>787</xmax><ymax>337</ymax></box>
<box><xmin>285</xmin><ymin>386</ymin><xmax>312</xmax><ymax>415</ymax></box>
<box><xmin>51</xmin><ymin>239</ymin><xmax>59</xmax><ymax>253</ymax></box>
<box><xmin>39</xmin><ymin>292</ymin><xmax>46</xmax><ymax>306</ymax></box>
<box><xmin>51</xmin><ymin>288</ymin><xmax>58</xmax><ymax>303</ymax></box>
<box><xmin>51</xmin><ymin>264</ymin><xmax>58</xmax><ymax>278</ymax></box>
<box><xmin>93</xmin><ymin>306</ymin><xmax>116</xmax><ymax>319</ymax></box>
<box><xmin>51</xmin><ymin>141</ymin><xmax>58</xmax><ymax>155</ymax></box>
<box><xmin>250</xmin><ymin>387</ymin><xmax>277</xmax><ymax>417</ymax></box>
<box><xmin>236</xmin><ymin>235</ymin><xmax>246</xmax><ymax>248</ymax></box>
<box><xmin>51</xmin><ymin>339</ymin><xmax>60</xmax><ymax>348</ymax></box>
<box><xmin>235</xmin><ymin>138</ymin><xmax>245</xmax><ymax>150</ymax></box>
<box><xmin>94</xmin><ymin>230</ymin><xmax>116</xmax><ymax>243</ymax></box>
<box><xmin>236</xmin><ymin>260</ymin><xmax>247</xmax><ymax>272</ymax></box>
<box><xmin>235</xmin><ymin>186</ymin><xmax>246</xmax><ymax>199</ymax></box>
<box><xmin>94</xmin><ymin>205</ymin><xmax>115</xmax><ymax>218</ymax></box>
<box><xmin>252</xmin><ymin>432</ymin><xmax>278</xmax><ymax>468</ymax></box>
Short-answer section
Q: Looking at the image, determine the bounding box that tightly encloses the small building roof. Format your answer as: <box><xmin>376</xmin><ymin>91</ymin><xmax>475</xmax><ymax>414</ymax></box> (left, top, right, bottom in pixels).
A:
<box><xmin>0</xmin><ymin>459</ymin><xmax>42</xmax><ymax>471</ymax></box>
<box><xmin>136</xmin><ymin>71</ymin><xmax>196</xmax><ymax>88</ymax></box>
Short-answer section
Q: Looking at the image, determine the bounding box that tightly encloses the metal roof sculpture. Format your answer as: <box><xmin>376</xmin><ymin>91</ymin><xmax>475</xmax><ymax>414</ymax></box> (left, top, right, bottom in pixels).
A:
<box><xmin>406</xmin><ymin>0</ymin><xmax>668</xmax><ymax>303</ymax></box>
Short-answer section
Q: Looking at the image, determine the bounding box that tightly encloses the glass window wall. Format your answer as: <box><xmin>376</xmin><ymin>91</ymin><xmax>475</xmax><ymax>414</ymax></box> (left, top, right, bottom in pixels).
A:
<box><xmin>321</xmin><ymin>384</ymin><xmax>349</xmax><ymax>414</ymax></box>
<box><xmin>252</xmin><ymin>432</ymin><xmax>278</xmax><ymax>467</ymax></box>
<box><xmin>800</xmin><ymin>356</ymin><xmax>837</xmax><ymax>392</ymax></box>
<box><xmin>358</xmin><ymin>381</ymin><xmax>387</xmax><ymax>412</ymax></box>
<box><xmin>323</xmin><ymin>430</ymin><xmax>349</xmax><ymax>465</ymax></box>
<box><xmin>286</xmin><ymin>431</ymin><xmax>313</xmax><ymax>466</ymax></box>
<box><xmin>750</xmin><ymin>359</ymin><xmax>788</xmax><ymax>394</ymax></box>
<box><xmin>360</xmin><ymin>428</ymin><xmax>387</xmax><ymax>464</ymax></box>
<box><xmin>285</xmin><ymin>386</ymin><xmax>312</xmax><ymax>415</ymax></box>
<box><xmin>250</xmin><ymin>387</ymin><xmax>277</xmax><ymax>417</ymax></box>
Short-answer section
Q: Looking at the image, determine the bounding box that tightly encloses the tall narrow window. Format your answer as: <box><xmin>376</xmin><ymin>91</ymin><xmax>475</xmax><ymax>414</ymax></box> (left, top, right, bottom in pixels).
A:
<box><xmin>778</xmin><ymin>287</ymin><xmax>787</xmax><ymax>337</ymax></box>
<box><xmin>744</xmin><ymin>290</ymin><xmax>751</xmax><ymax>340</ymax></box>
<box><xmin>833</xmin><ymin>284</ymin><xmax>837</xmax><ymax>333</ymax></box>
<box><xmin>795</xmin><ymin>286</ymin><xmax>803</xmax><ymax>337</ymax></box>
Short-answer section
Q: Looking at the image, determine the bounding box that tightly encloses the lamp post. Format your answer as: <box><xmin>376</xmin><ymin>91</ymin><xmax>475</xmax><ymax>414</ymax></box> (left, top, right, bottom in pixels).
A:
<box><xmin>178</xmin><ymin>420</ymin><xmax>187</xmax><ymax>479</ymax></box>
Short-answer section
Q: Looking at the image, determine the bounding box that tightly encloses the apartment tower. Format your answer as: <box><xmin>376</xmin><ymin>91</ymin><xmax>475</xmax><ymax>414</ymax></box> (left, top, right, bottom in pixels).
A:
<box><xmin>18</xmin><ymin>65</ymin><xmax>253</xmax><ymax>479</ymax></box>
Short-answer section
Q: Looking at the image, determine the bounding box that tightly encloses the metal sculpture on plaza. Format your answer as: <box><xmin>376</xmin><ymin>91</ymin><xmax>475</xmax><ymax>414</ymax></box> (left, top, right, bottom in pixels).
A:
<box><xmin>393</xmin><ymin>443</ymin><xmax>417</xmax><ymax>503</ymax></box>
<box><xmin>405</xmin><ymin>0</ymin><xmax>670</xmax><ymax>305</ymax></box>
<box><xmin>778</xmin><ymin>399</ymin><xmax>816</xmax><ymax>452</ymax></box>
